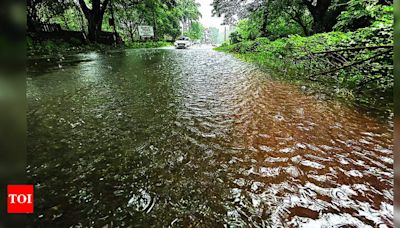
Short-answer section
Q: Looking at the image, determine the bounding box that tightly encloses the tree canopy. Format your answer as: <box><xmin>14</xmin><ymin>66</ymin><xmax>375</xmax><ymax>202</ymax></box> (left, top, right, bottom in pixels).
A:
<box><xmin>28</xmin><ymin>0</ymin><xmax>202</xmax><ymax>43</ymax></box>
<box><xmin>213</xmin><ymin>0</ymin><xmax>393</xmax><ymax>38</ymax></box>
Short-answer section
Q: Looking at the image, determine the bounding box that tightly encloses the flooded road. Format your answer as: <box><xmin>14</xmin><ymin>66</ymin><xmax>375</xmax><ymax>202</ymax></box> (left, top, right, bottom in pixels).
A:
<box><xmin>27</xmin><ymin>48</ymin><xmax>393</xmax><ymax>227</ymax></box>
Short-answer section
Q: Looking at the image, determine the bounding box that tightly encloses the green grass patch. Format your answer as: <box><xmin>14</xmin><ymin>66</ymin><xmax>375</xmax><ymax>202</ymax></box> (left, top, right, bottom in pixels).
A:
<box><xmin>125</xmin><ymin>41</ymin><xmax>172</xmax><ymax>49</ymax></box>
<box><xmin>27</xmin><ymin>37</ymin><xmax>124</xmax><ymax>56</ymax></box>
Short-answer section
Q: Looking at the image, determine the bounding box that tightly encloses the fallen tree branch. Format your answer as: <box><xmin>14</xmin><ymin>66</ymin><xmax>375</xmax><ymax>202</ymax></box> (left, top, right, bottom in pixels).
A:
<box><xmin>312</xmin><ymin>45</ymin><xmax>393</xmax><ymax>55</ymax></box>
<box><xmin>309</xmin><ymin>49</ymin><xmax>392</xmax><ymax>79</ymax></box>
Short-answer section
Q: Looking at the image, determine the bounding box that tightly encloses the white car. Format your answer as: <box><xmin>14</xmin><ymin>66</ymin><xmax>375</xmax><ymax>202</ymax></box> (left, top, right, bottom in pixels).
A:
<box><xmin>174</xmin><ymin>37</ymin><xmax>191</xmax><ymax>49</ymax></box>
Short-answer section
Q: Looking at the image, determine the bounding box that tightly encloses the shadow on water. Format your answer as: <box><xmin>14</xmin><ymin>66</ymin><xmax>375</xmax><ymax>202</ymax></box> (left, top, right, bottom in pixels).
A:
<box><xmin>27</xmin><ymin>48</ymin><xmax>393</xmax><ymax>227</ymax></box>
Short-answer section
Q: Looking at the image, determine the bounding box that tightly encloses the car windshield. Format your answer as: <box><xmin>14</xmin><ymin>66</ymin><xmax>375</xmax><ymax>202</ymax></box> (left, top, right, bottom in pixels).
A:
<box><xmin>178</xmin><ymin>37</ymin><xmax>189</xmax><ymax>41</ymax></box>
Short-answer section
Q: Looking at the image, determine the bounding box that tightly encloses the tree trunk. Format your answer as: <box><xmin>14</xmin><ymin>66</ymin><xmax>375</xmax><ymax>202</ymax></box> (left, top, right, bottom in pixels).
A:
<box><xmin>152</xmin><ymin>11</ymin><xmax>158</xmax><ymax>41</ymax></box>
<box><xmin>129</xmin><ymin>24</ymin><xmax>135</xmax><ymax>42</ymax></box>
<box><xmin>260</xmin><ymin>1</ymin><xmax>269</xmax><ymax>37</ymax></box>
<box><xmin>27</xmin><ymin>0</ymin><xmax>38</xmax><ymax>32</ymax></box>
<box><xmin>87</xmin><ymin>17</ymin><xmax>97</xmax><ymax>41</ymax></box>
<box><xmin>310</xmin><ymin>13</ymin><xmax>326</xmax><ymax>33</ymax></box>
<box><xmin>303</xmin><ymin>0</ymin><xmax>348</xmax><ymax>34</ymax></box>
<box><xmin>109</xmin><ymin>0</ymin><xmax>118</xmax><ymax>46</ymax></box>
<box><xmin>78</xmin><ymin>0</ymin><xmax>109</xmax><ymax>42</ymax></box>
<box><xmin>303</xmin><ymin>0</ymin><xmax>332</xmax><ymax>33</ymax></box>
<box><xmin>130</xmin><ymin>31</ymin><xmax>135</xmax><ymax>43</ymax></box>
<box><xmin>298</xmin><ymin>21</ymin><xmax>310</xmax><ymax>36</ymax></box>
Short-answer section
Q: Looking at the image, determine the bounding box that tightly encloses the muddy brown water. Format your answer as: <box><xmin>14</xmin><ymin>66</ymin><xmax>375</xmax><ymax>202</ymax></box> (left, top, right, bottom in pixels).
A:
<box><xmin>27</xmin><ymin>48</ymin><xmax>393</xmax><ymax>227</ymax></box>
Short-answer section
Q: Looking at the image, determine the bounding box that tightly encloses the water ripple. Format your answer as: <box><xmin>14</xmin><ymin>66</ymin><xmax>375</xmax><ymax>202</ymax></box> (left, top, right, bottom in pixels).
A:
<box><xmin>28</xmin><ymin>48</ymin><xmax>393</xmax><ymax>227</ymax></box>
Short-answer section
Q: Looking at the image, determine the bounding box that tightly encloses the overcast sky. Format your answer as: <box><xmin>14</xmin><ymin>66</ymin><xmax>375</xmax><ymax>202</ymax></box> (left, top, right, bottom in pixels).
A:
<box><xmin>196</xmin><ymin>0</ymin><xmax>225</xmax><ymax>30</ymax></box>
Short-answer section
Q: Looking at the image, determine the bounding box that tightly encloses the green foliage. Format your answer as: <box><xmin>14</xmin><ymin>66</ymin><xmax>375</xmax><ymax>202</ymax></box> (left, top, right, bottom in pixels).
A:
<box><xmin>235</xmin><ymin>19</ymin><xmax>262</xmax><ymax>41</ymax></box>
<box><xmin>231</xmin><ymin>16</ymin><xmax>307</xmax><ymax>43</ymax></box>
<box><xmin>112</xmin><ymin>0</ymin><xmax>200</xmax><ymax>41</ymax></box>
<box><xmin>334</xmin><ymin>0</ymin><xmax>394</xmax><ymax>31</ymax></box>
<box><xmin>184</xmin><ymin>22</ymin><xmax>204</xmax><ymax>40</ymax></box>
<box><xmin>267</xmin><ymin>0</ymin><xmax>312</xmax><ymax>36</ymax></box>
<box><xmin>229</xmin><ymin>31</ymin><xmax>241</xmax><ymax>44</ymax></box>
<box><xmin>29</xmin><ymin>0</ymin><xmax>202</xmax><ymax>44</ymax></box>
<box><xmin>216</xmin><ymin>22</ymin><xmax>393</xmax><ymax>108</ymax></box>
<box><xmin>49</xmin><ymin>8</ymin><xmax>84</xmax><ymax>31</ymax></box>
<box><xmin>267</xmin><ymin>16</ymin><xmax>307</xmax><ymax>39</ymax></box>
<box><xmin>215</xmin><ymin>0</ymin><xmax>392</xmax><ymax>39</ymax></box>
<box><xmin>213</xmin><ymin>0</ymin><xmax>342</xmax><ymax>37</ymax></box>
<box><xmin>125</xmin><ymin>41</ymin><xmax>172</xmax><ymax>49</ymax></box>
<box><xmin>27</xmin><ymin>38</ymin><xmax>123</xmax><ymax>55</ymax></box>
<box><xmin>27</xmin><ymin>33</ymin><xmax>92</xmax><ymax>54</ymax></box>
<box><xmin>227</xmin><ymin>0</ymin><xmax>313</xmax><ymax>42</ymax></box>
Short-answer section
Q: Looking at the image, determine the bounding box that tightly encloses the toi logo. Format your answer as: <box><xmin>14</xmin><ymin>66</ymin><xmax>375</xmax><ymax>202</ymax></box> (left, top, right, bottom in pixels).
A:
<box><xmin>8</xmin><ymin>185</ymin><xmax>34</xmax><ymax>214</ymax></box>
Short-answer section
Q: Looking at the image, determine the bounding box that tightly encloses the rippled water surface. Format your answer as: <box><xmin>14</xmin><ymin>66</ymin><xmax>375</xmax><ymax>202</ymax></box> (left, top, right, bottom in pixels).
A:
<box><xmin>27</xmin><ymin>48</ymin><xmax>393</xmax><ymax>227</ymax></box>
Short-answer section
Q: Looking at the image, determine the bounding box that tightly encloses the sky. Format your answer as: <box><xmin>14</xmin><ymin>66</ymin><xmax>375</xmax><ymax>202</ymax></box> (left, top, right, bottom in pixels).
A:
<box><xmin>196</xmin><ymin>0</ymin><xmax>225</xmax><ymax>30</ymax></box>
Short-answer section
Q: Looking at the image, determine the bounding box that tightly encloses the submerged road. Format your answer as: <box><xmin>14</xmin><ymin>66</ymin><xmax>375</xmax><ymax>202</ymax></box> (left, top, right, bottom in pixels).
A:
<box><xmin>27</xmin><ymin>47</ymin><xmax>393</xmax><ymax>227</ymax></box>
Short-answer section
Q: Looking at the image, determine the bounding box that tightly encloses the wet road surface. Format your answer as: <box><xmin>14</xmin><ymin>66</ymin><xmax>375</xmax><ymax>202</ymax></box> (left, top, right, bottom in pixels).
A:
<box><xmin>27</xmin><ymin>48</ymin><xmax>393</xmax><ymax>227</ymax></box>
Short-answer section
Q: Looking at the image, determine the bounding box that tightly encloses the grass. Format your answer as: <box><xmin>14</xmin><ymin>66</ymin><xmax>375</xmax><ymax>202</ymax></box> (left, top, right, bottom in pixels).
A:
<box><xmin>27</xmin><ymin>38</ymin><xmax>172</xmax><ymax>56</ymax></box>
<box><xmin>125</xmin><ymin>41</ymin><xmax>172</xmax><ymax>49</ymax></box>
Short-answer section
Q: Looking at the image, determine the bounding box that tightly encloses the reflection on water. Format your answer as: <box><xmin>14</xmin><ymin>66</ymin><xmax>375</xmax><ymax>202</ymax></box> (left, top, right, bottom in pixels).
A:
<box><xmin>27</xmin><ymin>48</ymin><xmax>393</xmax><ymax>227</ymax></box>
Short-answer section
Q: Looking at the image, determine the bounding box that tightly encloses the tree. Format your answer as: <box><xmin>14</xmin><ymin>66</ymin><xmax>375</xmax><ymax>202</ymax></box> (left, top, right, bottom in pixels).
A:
<box><xmin>334</xmin><ymin>0</ymin><xmax>394</xmax><ymax>31</ymax></box>
<box><xmin>78</xmin><ymin>0</ymin><xmax>110</xmax><ymax>42</ymax></box>
<box><xmin>260</xmin><ymin>0</ymin><xmax>269</xmax><ymax>37</ymax></box>
<box><xmin>212</xmin><ymin>0</ymin><xmax>349</xmax><ymax>36</ymax></box>
<box><xmin>175</xmin><ymin>0</ymin><xmax>201</xmax><ymax>34</ymax></box>
<box><xmin>270</xmin><ymin>0</ymin><xmax>311</xmax><ymax>36</ymax></box>
<box><xmin>209</xmin><ymin>27</ymin><xmax>220</xmax><ymax>44</ymax></box>
<box><xmin>235</xmin><ymin>19</ymin><xmax>261</xmax><ymax>40</ymax></box>
<box><xmin>213</xmin><ymin>0</ymin><xmax>303</xmax><ymax>36</ymax></box>
<box><xmin>185</xmin><ymin>22</ymin><xmax>204</xmax><ymax>40</ymax></box>
<box><xmin>113</xmin><ymin>1</ymin><xmax>141</xmax><ymax>42</ymax></box>
<box><xmin>28</xmin><ymin>0</ymin><xmax>75</xmax><ymax>30</ymax></box>
<box><xmin>27</xmin><ymin>0</ymin><xmax>40</xmax><ymax>31</ymax></box>
<box><xmin>28</xmin><ymin>0</ymin><xmax>201</xmax><ymax>44</ymax></box>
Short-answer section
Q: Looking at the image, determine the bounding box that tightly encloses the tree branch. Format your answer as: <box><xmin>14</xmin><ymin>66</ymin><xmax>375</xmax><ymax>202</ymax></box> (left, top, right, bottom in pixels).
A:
<box><xmin>312</xmin><ymin>45</ymin><xmax>393</xmax><ymax>55</ymax></box>
<box><xmin>309</xmin><ymin>49</ymin><xmax>392</xmax><ymax>79</ymax></box>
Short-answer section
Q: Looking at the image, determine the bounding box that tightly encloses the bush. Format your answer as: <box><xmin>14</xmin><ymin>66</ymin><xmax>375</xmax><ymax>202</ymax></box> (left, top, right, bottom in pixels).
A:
<box><xmin>27</xmin><ymin>38</ymin><xmax>123</xmax><ymax>56</ymax></box>
<box><xmin>215</xmin><ymin>22</ymin><xmax>393</xmax><ymax>108</ymax></box>
<box><xmin>334</xmin><ymin>1</ymin><xmax>393</xmax><ymax>32</ymax></box>
<box><xmin>229</xmin><ymin>32</ymin><xmax>242</xmax><ymax>44</ymax></box>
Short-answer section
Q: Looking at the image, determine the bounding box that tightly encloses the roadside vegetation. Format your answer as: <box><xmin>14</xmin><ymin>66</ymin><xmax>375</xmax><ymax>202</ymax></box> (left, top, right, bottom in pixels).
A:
<box><xmin>27</xmin><ymin>37</ymin><xmax>122</xmax><ymax>56</ymax></box>
<box><xmin>27</xmin><ymin>0</ymin><xmax>202</xmax><ymax>54</ymax></box>
<box><xmin>214</xmin><ymin>0</ymin><xmax>393</xmax><ymax>112</ymax></box>
<box><xmin>125</xmin><ymin>41</ymin><xmax>172</xmax><ymax>49</ymax></box>
<box><xmin>27</xmin><ymin>38</ymin><xmax>172</xmax><ymax>56</ymax></box>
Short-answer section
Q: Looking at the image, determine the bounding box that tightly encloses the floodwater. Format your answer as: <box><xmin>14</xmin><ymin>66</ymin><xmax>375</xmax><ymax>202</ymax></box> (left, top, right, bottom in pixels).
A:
<box><xmin>27</xmin><ymin>47</ymin><xmax>393</xmax><ymax>227</ymax></box>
